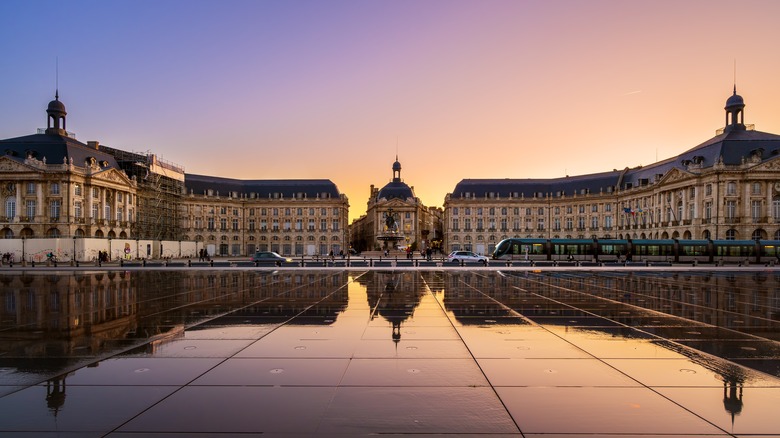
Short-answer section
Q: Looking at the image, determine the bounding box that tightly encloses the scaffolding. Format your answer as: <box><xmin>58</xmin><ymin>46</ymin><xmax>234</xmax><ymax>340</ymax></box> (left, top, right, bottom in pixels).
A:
<box><xmin>99</xmin><ymin>146</ymin><xmax>185</xmax><ymax>240</ymax></box>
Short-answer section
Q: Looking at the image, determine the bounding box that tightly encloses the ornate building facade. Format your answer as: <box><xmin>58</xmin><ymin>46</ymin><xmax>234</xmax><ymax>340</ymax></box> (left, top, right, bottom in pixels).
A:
<box><xmin>180</xmin><ymin>174</ymin><xmax>349</xmax><ymax>257</ymax></box>
<box><xmin>444</xmin><ymin>88</ymin><xmax>780</xmax><ymax>255</ymax></box>
<box><xmin>0</xmin><ymin>93</ymin><xmax>138</xmax><ymax>239</ymax></box>
<box><xmin>350</xmin><ymin>158</ymin><xmax>442</xmax><ymax>252</ymax></box>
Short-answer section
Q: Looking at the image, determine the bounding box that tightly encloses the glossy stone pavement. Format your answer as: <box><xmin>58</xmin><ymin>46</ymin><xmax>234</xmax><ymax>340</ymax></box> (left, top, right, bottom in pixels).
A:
<box><xmin>0</xmin><ymin>268</ymin><xmax>778</xmax><ymax>437</ymax></box>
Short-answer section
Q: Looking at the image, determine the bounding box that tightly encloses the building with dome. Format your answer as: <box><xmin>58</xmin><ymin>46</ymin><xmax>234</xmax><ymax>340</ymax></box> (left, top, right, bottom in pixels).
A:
<box><xmin>444</xmin><ymin>86</ymin><xmax>780</xmax><ymax>254</ymax></box>
<box><xmin>0</xmin><ymin>92</ymin><xmax>139</xmax><ymax>239</ymax></box>
<box><xmin>350</xmin><ymin>157</ymin><xmax>442</xmax><ymax>253</ymax></box>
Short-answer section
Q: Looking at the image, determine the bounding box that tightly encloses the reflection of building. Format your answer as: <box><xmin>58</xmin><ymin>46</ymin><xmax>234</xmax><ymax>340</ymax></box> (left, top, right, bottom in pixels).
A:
<box><xmin>180</xmin><ymin>175</ymin><xmax>349</xmax><ymax>257</ymax></box>
<box><xmin>360</xmin><ymin>271</ymin><xmax>426</xmax><ymax>342</ymax></box>
<box><xmin>350</xmin><ymin>157</ymin><xmax>442</xmax><ymax>252</ymax></box>
<box><xmin>444</xmin><ymin>87</ymin><xmax>780</xmax><ymax>254</ymax></box>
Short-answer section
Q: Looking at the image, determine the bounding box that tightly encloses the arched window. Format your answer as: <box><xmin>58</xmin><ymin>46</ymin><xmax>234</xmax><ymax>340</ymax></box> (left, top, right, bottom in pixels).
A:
<box><xmin>774</xmin><ymin>229</ymin><xmax>780</xmax><ymax>240</ymax></box>
<box><xmin>46</xmin><ymin>228</ymin><xmax>60</xmax><ymax>237</ymax></box>
<box><xmin>683</xmin><ymin>230</ymin><xmax>692</xmax><ymax>239</ymax></box>
<box><xmin>1</xmin><ymin>228</ymin><xmax>13</xmax><ymax>238</ymax></box>
<box><xmin>751</xmin><ymin>229</ymin><xmax>766</xmax><ymax>241</ymax></box>
<box><xmin>95</xmin><ymin>230</ymin><xmax>104</xmax><ymax>238</ymax></box>
<box><xmin>702</xmin><ymin>230</ymin><xmax>710</xmax><ymax>240</ymax></box>
<box><xmin>725</xmin><ymin>229</ymin><xmax>737</xmax><ymax>240</ymax></box>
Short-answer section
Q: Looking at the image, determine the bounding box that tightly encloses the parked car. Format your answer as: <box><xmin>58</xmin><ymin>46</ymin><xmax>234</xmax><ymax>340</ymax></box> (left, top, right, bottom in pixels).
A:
<box><xmin>251</xmin><ymin>251</ymin><xmax>291</xmax><ymax>265</ymax></box>
<box><xmin>447</xmin><ymin>250</ymin><xmax>488</xmax><ymax>265</ymax></box>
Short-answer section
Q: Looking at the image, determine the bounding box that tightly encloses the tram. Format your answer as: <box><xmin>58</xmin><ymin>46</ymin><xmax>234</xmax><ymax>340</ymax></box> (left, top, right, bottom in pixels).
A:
<box><xmin>492</xmin><ymin>237</ymin><xmax>780</xmax><ymax>265</ymax></box>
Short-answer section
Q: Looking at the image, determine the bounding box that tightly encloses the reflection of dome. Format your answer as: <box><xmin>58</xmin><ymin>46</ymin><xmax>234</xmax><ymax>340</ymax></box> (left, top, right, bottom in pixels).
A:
<box><xmin>377</xmin><ymin>181</ymin><xmax>413</xmax><ymax>200</ymax></box>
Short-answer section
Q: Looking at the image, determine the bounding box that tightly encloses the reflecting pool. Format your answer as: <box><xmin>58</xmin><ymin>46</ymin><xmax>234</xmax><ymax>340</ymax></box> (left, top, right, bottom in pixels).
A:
<box><xmin>0</xmin><ymin>269</ymin><xmax>778</xmax><ymax>436</ymax></box>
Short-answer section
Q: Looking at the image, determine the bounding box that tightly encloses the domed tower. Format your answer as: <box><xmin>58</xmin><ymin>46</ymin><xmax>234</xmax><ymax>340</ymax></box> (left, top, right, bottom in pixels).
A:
<box><xmin>724</xmin><ymin>85</ymin><xmax>745</xmax><ymax>132</ymax></box>
<box><xmin>392</xmin><ymin>155</ymin><xmax>402</xmax><ymax>182</ymax></box>
<box><xmin>45</xmin><ymin>91</ymin><xmax>67</xmax><ymax>136</ymax></box>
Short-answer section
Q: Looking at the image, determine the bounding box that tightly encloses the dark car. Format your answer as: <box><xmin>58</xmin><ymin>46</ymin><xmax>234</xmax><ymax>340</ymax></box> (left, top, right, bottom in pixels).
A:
<box><xmin>251</xmin><ymin>251</ymin><xmax>290</xmax><ymax>265</ymax></box>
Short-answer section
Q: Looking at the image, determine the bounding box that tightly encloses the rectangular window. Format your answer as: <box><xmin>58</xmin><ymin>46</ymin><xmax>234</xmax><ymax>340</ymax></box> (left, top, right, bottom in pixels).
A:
<box><xmin>706</xmin><ymin>184</ymin><xmax>712</xmax><ymax>196</ymax></box>
<box><xmin>105</xmin><ymin>204</ymin><xmax>111</xmax><ymax>221</ymax></box>
<box><xmin>26</xmin><ymin>200</ymin><xmax>36</xmax><ymax>218</ymax></box>
<box><xmin>752</xmin><ymin>182</ymin><xmax>761</xmax><ymax>195</ymax></box>
<box><xmin>727</xmin><ymin>182</ymin><xmax>737</xmax><ymax>195</ymax></box>
<box><xmin>117</xmin><ymin>192</ymin><xmax>123</xmax><ymax>203</ymax></box>
<box><xmin>207</xmin><ymin>217</ymin><xmax>215</xmax><ymax>230</ymax></box>
<box><xmin>93</xmin><ymin>187</ymin><xmax>99</xmax><ymax>198</ymax></box>
<box><xmin>308</xmin><ymin>219</ymin><xmax>315</xmax><ymax>231</ymax></box>
<box><xmin>464</xmin><ymin>218</ymin><xmax>471</xmax><ymax>230</ymax></box>
<box><xmin>92</xmin><ymin>204</ymin><xmax>99</xmax><ymax>219</ymax></box>
<box><xmin>74</xmin><ymin>184</ymin><xmax>82</xmax><ymax>196</ymax></box>
<box><xmin>50</xmin><ymin>183</ymin><xmax>60</xmax><ymax>195</ymax></box>
<box><xmin>705</xmin><ymin>202</ymin><xmax>712</xmax><ymax>219</ymax></box>
<box><xmin>725</xmin><ymin>200</ymin><xmax>736</xmax><ymax>218</ymax></box>
<box><xmin>74</xmin><ymin>201</ymin><xmax>82</xmax><ymax>218</ymax></box>
<box><xmin>220</xmin><ymin>218</ymin><xmax>227</xmax><ymax>230</ymax></box>
<box><xmin>752</xmin><ymin>200</ymin><xmax>761</xmax><ymax>221</ymax></box>
<box><xmin>50</xmin><ymin>200</ymin><xmax>60</xmax><ymax>219</ymax></box>
<box><xmin>248</xmin><ymin>219</ymin><xmax>255</xmax><ymax>231</ymax></box>
<box><xmin>452</xmin><ymin>218</ymin><xmax>459</xmax><ymax>230</ymax></box>
<box><xmin>232</xmin><ymin>218</ymin><xmax>239</xmax><ymax>231</ymax></box>
<box><xmin>320</xmin><ymin>219</ymin><xmax>327</xmax><ymax>231</ymax></box>
<box><xmin>332</xmin><ymin>219</ymin><xmax>339</xmax><ymax>231</ymax></box>
<box><xmin>116</xmin><ymin>207</ymin><xmax>123</xmax><ymax>222</ymax></box>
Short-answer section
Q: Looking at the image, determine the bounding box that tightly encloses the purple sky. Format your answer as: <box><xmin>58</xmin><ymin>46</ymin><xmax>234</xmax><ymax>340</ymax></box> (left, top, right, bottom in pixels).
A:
<box><xmin>3</xmin><ymin>0</ymin><xmax>780</xmax><ymax>220</ymax></box>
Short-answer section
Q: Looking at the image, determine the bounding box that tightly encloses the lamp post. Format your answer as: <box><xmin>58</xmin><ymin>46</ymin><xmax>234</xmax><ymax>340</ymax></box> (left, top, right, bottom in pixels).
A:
<box><xmin>72</xmin><ymin>236</ymin><xmax>76</xmax><ymax>264</ymax></box>
<box><xmin>135</xmin><ymin>238</ymin><xmax>139</xmax><ymax>260</ymax></box>
<box><xmin>21</xmin><ymin>236</ymin><xmax>25</xmax><ymax>266</ymax></box>
<box><xmin>108</xmin><ymin>238</ymin><xmax>112</xmax><ymax>262</ymax></box>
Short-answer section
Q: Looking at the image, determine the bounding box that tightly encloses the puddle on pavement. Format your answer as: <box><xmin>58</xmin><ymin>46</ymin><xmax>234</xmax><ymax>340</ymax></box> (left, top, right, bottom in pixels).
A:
<box><xmin>0</xmin><ymin>269</ymin><xmax>778</xmax><ymax>435</ymax></box>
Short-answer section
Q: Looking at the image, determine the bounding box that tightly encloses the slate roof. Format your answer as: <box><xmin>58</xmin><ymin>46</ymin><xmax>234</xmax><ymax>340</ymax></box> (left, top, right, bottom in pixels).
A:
<box><xmin>0</xmin><ymin>133</ymin><xmax>120</xmax><ymax>170</ymax></box>
<box><xmin>185</xmin><ymin>173</ymin><xmax>342</xmax><ymax>198</ymax></box>
<box><xmin>376</xmin><ymin>180</ymin><xmax>415</xmax><ymax>201</ymax></box>
<box><xmin>450</xmin><ymin>127</ymin><xmax>780</xmax><ymax>200</ymax></box>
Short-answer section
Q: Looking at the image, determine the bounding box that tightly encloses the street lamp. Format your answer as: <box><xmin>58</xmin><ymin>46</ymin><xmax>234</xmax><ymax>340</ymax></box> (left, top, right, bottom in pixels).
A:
<box><xmin>72</xmin><ymin>236</ymin><xmax>77</xmax><ymax>264</ymax></box>
<box><xmin>21</xmin><ymin>236</ymin><xmax>25</xmax><ymax>265</ymax></box>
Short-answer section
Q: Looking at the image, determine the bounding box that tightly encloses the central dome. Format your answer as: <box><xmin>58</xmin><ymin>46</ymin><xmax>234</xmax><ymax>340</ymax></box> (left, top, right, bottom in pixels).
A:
<box><xmin>376</xmin><ymin>181</ymin><xmax>413</xmax><ymax>201</ymax></box>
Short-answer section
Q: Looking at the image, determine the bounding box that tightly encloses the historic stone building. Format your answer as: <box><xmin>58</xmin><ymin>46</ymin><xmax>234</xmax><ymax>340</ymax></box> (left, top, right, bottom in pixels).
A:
<box><xmin>444</xmin><ymin>87</ymin><xmax>780</xmax><ymax>255</ymax></box>
<box><xmin>350</xmin><ymin>158</ymin><xmax>442</xmax><ymax>252</ymax></box>
<box><xmin>0</xmin><ymin>93</ymin><xmax>138</xmax><ymax>239</ymax></box>
<box><xmin>180</xmin><ymin>174</ymin><xmax>349</xmax><ymax>257</ymax></box>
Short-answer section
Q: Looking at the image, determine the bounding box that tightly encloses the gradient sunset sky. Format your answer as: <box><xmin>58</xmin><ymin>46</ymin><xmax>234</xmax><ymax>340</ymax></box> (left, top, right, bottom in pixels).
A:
<box><xmin>2</xmin><ymin>0</ymin><xmax>780</xmax><ymax>221</ymax></box>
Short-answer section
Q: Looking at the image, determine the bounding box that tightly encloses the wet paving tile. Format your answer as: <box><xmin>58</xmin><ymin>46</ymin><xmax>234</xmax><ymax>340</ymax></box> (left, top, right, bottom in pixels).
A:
<box><xmin>181</xmin><ymin>324</ymin><xmax>279</xmax><ymax>340</ymax></box>
<box><xmin>654</xmin><ymin>386</ymin><xmax>780</xmax><ymax>435</ymax></box>
<box><xmin>353</xmin><ymin>339</ymin><xmax>474</xmax><ymax>359</ymax></box>
<box><xmin>122</xmin><ymin>338</ymin><xmax>256</xmax><ymax>358</ymax></box>
<box><xmin>192</xmin><ymin>357</ymin><xmax>350</xmax><ymax>386</ymax></box>
<box><xmin>340</xmin><ymin>358</ymin><xmax>489</xmax><ymax>386</ymax></box>
<box><xmin>317</xmin><ymin>387</ymin><xmax>519</xmax><ymax>434</ymax></box>
<box><xmin>65</xmin><ymin>357</ymin><xmax>223</xmax><ymax>386</ymax></box>
<box><xmin>361</xmin><ymin>325</ymin><xmax>461</xmax><ymax>340</ymax></box>
<box><xmin>479</xmin><ymin>358</ymin><xmax>641</xmax><ymax>387</ymax></box>
<box><xmin>0</xmin><ymin>269</ymin><xmax>778</xmax><ymax>436</ymax></box>
<box><xmin>496</xmin><ymin>386</ymin><xmax>727</xmax><ymax>435</ymax></box>
<box><xmin>235</xmin><ymin>335</ymin><xmax>361</xmax><ymax>358</ymax></box>
<box><xmin>116</xmin><ymin>386</ymin><xmax>336</xmax><ymax>434</ymax></box>
<box><xmin>0</xmin><ymin>384</ymin><xmax>177</xmax><ymax>434</ymax></box>
<box><xmin>604</xmin><ymin>358</ymin><xmax>780</xmax><ymax>388</ymax></box>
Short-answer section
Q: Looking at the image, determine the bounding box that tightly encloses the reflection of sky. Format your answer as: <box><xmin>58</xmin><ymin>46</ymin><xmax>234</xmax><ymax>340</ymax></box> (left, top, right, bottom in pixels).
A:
<box><xmin>0</xmin><ymin>270</ymin><xmax>779</xmax><ymax>434</ymax></box>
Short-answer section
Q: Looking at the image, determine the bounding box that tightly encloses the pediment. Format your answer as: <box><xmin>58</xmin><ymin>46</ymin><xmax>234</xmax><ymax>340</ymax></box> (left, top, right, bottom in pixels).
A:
<box><xmin>749</xmin><ymin>155</ymin><xmax>780</xmax><ymax>172</ymax></box>
<box><xmin>657</xmin><ymin>167</ymin><xmax>692</xmax><ymax>185</ymax></box>
<box><xmin>91</xmin><ymin>168</ymin><xmax>134</xmax><ymax>186</ymax></box>
<box><xmin>376</xmin><ymin>197</ymin><xmax>414</xmax><ymax>207</ymax></box>
<box><xmin>0</xmin><ymin>156</ymin><xmax>40</xmax><ymax>173</ymax></box>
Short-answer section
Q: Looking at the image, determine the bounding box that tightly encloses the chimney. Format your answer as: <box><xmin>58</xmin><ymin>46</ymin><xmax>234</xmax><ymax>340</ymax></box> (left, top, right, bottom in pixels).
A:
<box><xmin>88</xmin><ymin>141</ymin><xmax>100</xmax><ymax>150</ymax></box>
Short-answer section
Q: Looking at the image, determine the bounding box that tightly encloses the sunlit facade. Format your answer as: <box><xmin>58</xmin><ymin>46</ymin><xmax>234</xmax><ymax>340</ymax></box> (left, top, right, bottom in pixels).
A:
<box><xmin>0</xmin><ymin>94</ymin><xmax>138</xmax><ymax>239</ymax></box>
<box><xmin>444</xmin><ymin>88</ymin><xmax>780</xmax><ymax>254</ymax></box>
<box><xmin>180</xmin><ymin>174</ymin><xmax>349</xmax><ymax>257</ymax></box>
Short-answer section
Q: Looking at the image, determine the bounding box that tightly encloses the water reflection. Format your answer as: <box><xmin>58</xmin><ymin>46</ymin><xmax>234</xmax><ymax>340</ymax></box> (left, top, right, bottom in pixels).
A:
<box><xmin>0</xmin><ymin>269</ymin><xmax>778</xmax><ymax>435</ymax></box>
